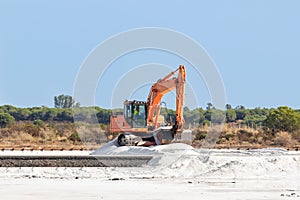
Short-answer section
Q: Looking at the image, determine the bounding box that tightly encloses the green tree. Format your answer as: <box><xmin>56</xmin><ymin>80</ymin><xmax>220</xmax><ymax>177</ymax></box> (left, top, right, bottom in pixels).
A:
<box><xmin>56</xmin><ymin>109</ymin><xmax>74</xmax><ymax>122</ymax></box>
<box><xmin>244</xmin><ymin>114</ymin><xmax>267</xmax><ymax>127</ymax></box>
<box><xmin>225</xmin><ymin>104</ymin><xmax>232</xmax><ymax>110</ymax></box>
<box><xmin>244</xmin><ymin>107</ymin><xmax>269</xmax><ymax>127</ymax></box>
<box><xmin>235</xmin><ymin>105</ymin><xmax>248</xmax><ymax>120</ymax></box>
<box><xmin>211</xmin><ymin>109</ymin><xmax>226</xmax><ymax>124</ymax></box>
<box><xmin>0</xmin><ymin>112</ymin><xmax>15</xmax><ymax>128</ymax></box>
<box><xmin>44</xmin><ymin>108</ymin><xmax>59</xmax><ymax>121</ymax></box>
<box><xmin>28</xmin><ymin>107</ymin><xmax>48</xmax><ymax>121</ymax></box>
<box><xmin>0</xmin><ymin>105</ymin><xmax>17</xmax><ymax>113</ymax></box>
<box><xmin>54</xmin><ymin>94</ymin><xmax>79</xmax><ymax>108</ymax></box>
<box><xmin>12</xmin><ymin>108</ymin><xmax>31</xmax><ymax>120</ymax></box>
<box><xmin>183</xmin><ymin>106</ymin><xmax>190</xmax><ymax>112</ymax></box>
<box><xmin>205</xmin><ymin>109</ymin><xmax>225</xmax><ymax>124</ymax></box>
<box><xmin>206</xmin><ymin>103</ymin><xmax>214</xmax><ymax>110</ymax></box>
<box><xmin>183</xmin><ymin>108</ymin><xmax>205</xmax><ymax>126</ymax></box>
<box><xmin>96</xmin><ymin>107</ymin><xmax>112</xmax><ymax>124</ymax></box>
<box><xmin>226</xmin><ymin>109</ymin><xmax>236</xmax><ymax>122</ymax></box>
<box><xmin>265</xmin><ymin>106</ymin><xmax>300</xmax><ymax>132</ymax></box>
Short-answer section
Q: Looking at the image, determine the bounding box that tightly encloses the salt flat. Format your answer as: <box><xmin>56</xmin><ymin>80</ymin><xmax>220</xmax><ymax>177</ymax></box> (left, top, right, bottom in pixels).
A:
<box><xmin>1</xmin><ymin>178</ymin><xmax>299</xmax><ymax>200</ymax></box>
<box><xmin>0</xmin><ymin>144</ymin><xmax>299</xmax><ymax>200</ymax></box>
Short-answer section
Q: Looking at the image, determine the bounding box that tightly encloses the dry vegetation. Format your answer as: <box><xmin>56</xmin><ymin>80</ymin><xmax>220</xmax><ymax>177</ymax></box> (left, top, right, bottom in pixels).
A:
<box><xmin>0</xmin><ymin>122</ymin><xmax>89</xmax><ymax>150</ymax></box>
<box><xmin>192</xmin><ymin>124</ymin><xmax>300</xmax><ymax>150</ymax></box>
<box><xmin>1</xmin><ymin>104</ymin><xmax>300</xmax><ymax>150</ymax></box>
<box><xmin>1</xmin><ymin>122</ymin><xmax>300</xmax><ymax>150</ymax></box>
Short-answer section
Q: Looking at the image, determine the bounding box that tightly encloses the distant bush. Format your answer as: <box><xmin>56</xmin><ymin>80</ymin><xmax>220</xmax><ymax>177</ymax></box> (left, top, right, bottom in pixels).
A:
<box><xmin>0</xmin><ymin>112</ymin><xmax>15</xmax><ymax>128</ymax></box>
<box><xmin>68</xmin><ymin>132</ymin><xmax>81</xmax><ymax>142</ymax></box>
<box><xmin>33</xmin><ymin>119</ymin><xmax>45</xmax><ymax>127</ymax></box>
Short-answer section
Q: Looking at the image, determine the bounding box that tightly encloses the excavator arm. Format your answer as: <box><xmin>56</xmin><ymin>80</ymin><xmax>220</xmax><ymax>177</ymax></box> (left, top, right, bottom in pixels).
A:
<box><xmin>147</xmin><ymin>65</ymin><xmax>186</xmax><ymax>131</ymax></box>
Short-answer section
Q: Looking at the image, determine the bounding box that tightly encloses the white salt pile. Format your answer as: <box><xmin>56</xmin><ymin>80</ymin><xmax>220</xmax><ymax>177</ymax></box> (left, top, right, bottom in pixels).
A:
<box><xmin>0</xmin><ymin>143</ymin><xmax>299</xmax><ymax>180</ymax></box>
<box><xmin>91</xmin><ymin>141</ymin><xmax>300</xmax><ymax>179</ymax></box>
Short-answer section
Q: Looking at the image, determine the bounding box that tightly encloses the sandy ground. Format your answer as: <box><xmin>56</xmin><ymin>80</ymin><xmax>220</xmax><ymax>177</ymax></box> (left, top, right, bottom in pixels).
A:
<box><xmin>0</xmin><ymin>143</ymin><xmax>300</xmax><ymax>200</ymax></box>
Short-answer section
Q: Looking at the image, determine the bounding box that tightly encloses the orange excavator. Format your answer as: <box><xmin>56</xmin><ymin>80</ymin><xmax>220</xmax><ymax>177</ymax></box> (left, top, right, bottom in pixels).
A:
<box><xmin>110</xmin><ymin>65</ymin><xmax>186</xmax><ymax>146</ymax></box>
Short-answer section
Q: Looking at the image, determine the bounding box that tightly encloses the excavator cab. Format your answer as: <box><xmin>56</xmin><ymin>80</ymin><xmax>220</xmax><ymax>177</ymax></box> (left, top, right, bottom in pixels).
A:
<box><xmin>123</xmin><ymin>100</ymin><xmax>147</xmax><ymax>128</ymax></box>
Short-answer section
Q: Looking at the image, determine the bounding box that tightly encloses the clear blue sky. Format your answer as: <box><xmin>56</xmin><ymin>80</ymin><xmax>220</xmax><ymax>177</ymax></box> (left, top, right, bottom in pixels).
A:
<box><xmin>0</xmin><ymin>0</ymin><xmax>300</xmax><ymax>109</ymax></box>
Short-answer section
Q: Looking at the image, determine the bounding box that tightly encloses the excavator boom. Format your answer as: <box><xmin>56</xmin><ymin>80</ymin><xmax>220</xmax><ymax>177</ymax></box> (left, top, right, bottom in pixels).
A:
<box><xmin>147</xmin><ymin>65</ymin><xmax>186</xmax><ymax>131</ymax></box>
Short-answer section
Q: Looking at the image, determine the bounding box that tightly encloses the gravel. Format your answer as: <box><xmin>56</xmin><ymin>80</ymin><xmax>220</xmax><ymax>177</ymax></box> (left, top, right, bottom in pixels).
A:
<box><xmin>0</xmin><ymin>155</ymin><xmax>153</xmax><ymax>167</ymax></box>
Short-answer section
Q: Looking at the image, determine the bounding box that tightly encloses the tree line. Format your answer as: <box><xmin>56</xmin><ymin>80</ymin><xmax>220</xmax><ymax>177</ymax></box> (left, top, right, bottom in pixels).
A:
<box><xmin>0</xmin><ymin>95</ymin><xmax>300</xmax><ymax>134</ymax></box>
<box><xmin>182</xmin><ymin>104</ymin><xmax>300</xmax><ymax>132</ymax></box>
<box><xmin>0</xmin><ymin>105</ymin><xmax>112</xmax><ymax>127</ymax></box>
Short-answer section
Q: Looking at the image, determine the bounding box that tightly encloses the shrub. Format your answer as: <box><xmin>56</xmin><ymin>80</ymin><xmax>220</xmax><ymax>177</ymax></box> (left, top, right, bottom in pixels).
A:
<box><xmin>33</xmin><ymin>119</ymin><xmax>45</xmax><ymax>127</ymax></box>
<box><xmin>22</xmin><ymin>124</ymin><xmax>40</xmax><ymax>137</ymax></box>
<box><xmin>237</xmin><ymin>129</ymin><xmax>253</xmax><ymax>142</ymax></box>
<box><xmin>202</xmin><ymin>120</ymin><xmax>211</xmax><ymax>127</ymax></box>
<box><xmin>292</xmin><ymin>131</ymin><xmax>300</xmax><ymax>142</ymax></box>
<box><xmin>194</xmin><ymin>130</ymin><xmax>207</xmax><ymax>140</ymax></box>
<box><xmin>224</xmin><ymin>132</ymin><xmax>235</xmax><ymax>141</ymax></box>
<box><xmin>273</xmin><ymin>131</ymin><xmax>294</xmax><ymax>146</ymax></box>
<box><xmin>0</xmin><ymin>112</ymin><xmax>15</xmax><ymax>128</ymax></box>
<box><xmin>68</xmin><ymin>132</ymin><xmax>81</xmax><ymax>142</ymax></box>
